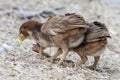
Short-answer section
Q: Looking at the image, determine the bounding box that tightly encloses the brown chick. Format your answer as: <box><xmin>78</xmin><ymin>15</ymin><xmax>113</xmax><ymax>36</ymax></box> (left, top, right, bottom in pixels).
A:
<box><xmin>40</xmin><ymin>13</ymin><xmax>88</xmax><ymax>65</ymax></box>
<box><xmin>74</xmin><ymin>39</ymin><xmax>107</xmax><ymax>70</ymax></box>
<box><xmin>74</xmin><ymin>21</ymin><xmax>110</xmax><ymax>70</ymax></box>
<box><xmin>19</xmin><ymin>13</ymin><xmax>88</xmax><ymax>66</ymax></box>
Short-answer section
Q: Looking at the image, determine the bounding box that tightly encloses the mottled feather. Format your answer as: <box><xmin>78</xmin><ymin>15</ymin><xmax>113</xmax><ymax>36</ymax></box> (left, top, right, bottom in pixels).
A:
<box><xmin>85</xmin><ymin>21</ymin><xmax>111</xmax><ymax>42</ymax></box>
<box><xmin>41</xmin><ymin>13</ymin><xmax>87</xmax><ymax>35</ymax></box>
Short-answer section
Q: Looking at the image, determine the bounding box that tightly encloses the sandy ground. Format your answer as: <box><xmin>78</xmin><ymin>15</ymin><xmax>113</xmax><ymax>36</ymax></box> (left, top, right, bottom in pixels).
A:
<box><xmin>0</xmin><ymin>0</ymin><xmax>120</xmax><ymax>80</ymax></box>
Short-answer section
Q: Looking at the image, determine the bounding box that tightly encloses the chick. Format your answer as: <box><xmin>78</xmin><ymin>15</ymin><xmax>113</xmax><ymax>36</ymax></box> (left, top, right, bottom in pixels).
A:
<box><xmin>41</xmin><ymin>13</ymin><xmax>88</xmax><ymax>65</ymax></box>
<box><xmin>19</xmin><ymin>13</ymin><xmax>88</xmax><ymax>65</ymax></box>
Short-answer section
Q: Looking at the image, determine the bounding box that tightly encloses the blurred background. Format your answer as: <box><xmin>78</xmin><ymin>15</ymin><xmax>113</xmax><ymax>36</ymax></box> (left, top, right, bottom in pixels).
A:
<box><xmin>0</xmin><ymin>0</ymin><xmax>120</xmax><ymax>80</ymax></box>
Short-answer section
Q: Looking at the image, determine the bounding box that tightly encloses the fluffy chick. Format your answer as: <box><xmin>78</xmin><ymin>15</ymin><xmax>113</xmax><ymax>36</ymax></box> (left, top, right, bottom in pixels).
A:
<box><xmin>19</xmin><ymin>13</ymin><xmax>87</xmax><ymax>65</ymax></box>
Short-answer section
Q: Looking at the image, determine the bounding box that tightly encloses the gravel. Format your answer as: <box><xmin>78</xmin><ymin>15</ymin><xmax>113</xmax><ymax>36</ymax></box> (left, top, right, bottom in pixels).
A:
<box><xmin>0</xmin><ymin>0</ymin><xmax>120</xmax><ymax>80</ymax></box>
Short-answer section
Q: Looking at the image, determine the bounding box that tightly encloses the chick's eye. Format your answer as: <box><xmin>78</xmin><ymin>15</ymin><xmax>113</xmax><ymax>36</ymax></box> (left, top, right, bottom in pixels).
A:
<box><xmin>20</xmin><ymin>30</ymin><xmax>23</xmax><ymax>33</ymax></box>
<box><xmin>24</xmin><ymin>26</ymin><xmax>27</xmax><ymax>29</ymax></box>
<box><xmin>20</xmin><ymin>29</ymin><xmax>24</xmax><ymax>34</ymax></box>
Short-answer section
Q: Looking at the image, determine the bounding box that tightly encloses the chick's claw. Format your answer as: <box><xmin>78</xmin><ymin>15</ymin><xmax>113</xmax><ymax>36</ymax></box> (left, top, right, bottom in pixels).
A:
<box><xmin>75</xmin><ymin>61</ymin><xmax>83</xmax><ymax>66</ymax></box>
<box><xmin>57</xmin><ymin>61</ymin><xmax>63</xmax><ymax>66</ymax></box>
<box><xmin>44</xmin><ymin>57</ymin><xmax>54</xmax><ymax>63</ymax></box>
<box><xmin>88</xmin><ymin>65</ymin><xmax>96</xmax><ymax>70</ymax></box>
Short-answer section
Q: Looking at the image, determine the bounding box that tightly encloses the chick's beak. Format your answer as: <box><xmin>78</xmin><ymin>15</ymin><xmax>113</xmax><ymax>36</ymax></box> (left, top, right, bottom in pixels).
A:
<box><xmin>19</xmin><ymin>34</ymin><xmax>25</xmax><ymax>42</ymax></box>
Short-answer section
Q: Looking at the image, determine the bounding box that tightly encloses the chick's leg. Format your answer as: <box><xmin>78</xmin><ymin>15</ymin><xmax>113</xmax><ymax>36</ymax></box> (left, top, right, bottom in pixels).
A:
<box><xmin>75</xmin><ymin>52</ymin><xmax>88</xmax><ymax>66</ymax></box>
<box><xmin>45</xmin><ymin>49</ymin><xmax>62</xmax><ymax>63</ymax></box>
<box><xmin>57</xmin><ymin>44</ymin><xmax>68</xmax><ymax>66</ymax></box>
<box><xmin>32</xmin><ymin>43</ymin><xmax>43</xmax><ymax>55</ymax></box>
<box><xmin>89</xmin><ymin>56</ymin><xmax>100</xmax><ymax>70</ymax></box>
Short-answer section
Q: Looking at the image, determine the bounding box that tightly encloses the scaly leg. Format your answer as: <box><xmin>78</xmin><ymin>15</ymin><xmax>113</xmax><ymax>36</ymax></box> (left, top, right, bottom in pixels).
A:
<box><xmin>75</xmin><ymin>52</ymin><xmax>88</xmax><ymax>66</ymax></box>
<box><xmin>89</xmin><ymin>56</ymin><xmax>100</xmax><ymax>70</ymax></box>
<box><xmin>45</xmin><ymin>49</ymin><xmax>62</xmax><ymax>63</ymax></box>
<box><xmin>57</xmin><ymin>44</ymin><xmax>68</xmax><ymax>66</ymax></box>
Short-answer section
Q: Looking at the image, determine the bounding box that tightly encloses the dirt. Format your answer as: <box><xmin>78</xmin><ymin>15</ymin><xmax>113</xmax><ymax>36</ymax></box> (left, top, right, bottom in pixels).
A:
<box><xmin>0</xmin><ymin>0</ymin><xmax>120</xmax><ymax>80</ymax></box>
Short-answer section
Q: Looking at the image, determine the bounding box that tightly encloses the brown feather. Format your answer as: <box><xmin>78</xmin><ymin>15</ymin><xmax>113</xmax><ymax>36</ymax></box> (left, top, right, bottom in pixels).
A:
<box><xmin>41</xmin><ymin>13</ymin><xmax>88</xmax><ymax>35</ymax></box>
<box><xmin>85</xmin><ymin>21</ymin><xmax>111</xmax><ymax>42</ymax></box>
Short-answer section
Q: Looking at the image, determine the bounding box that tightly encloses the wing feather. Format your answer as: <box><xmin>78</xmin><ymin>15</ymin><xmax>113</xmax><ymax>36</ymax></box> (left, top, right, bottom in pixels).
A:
<box><xmin>41</xmin><ymin>13</ymin><xmax>87</xmax><ymax>35</ymax></box>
